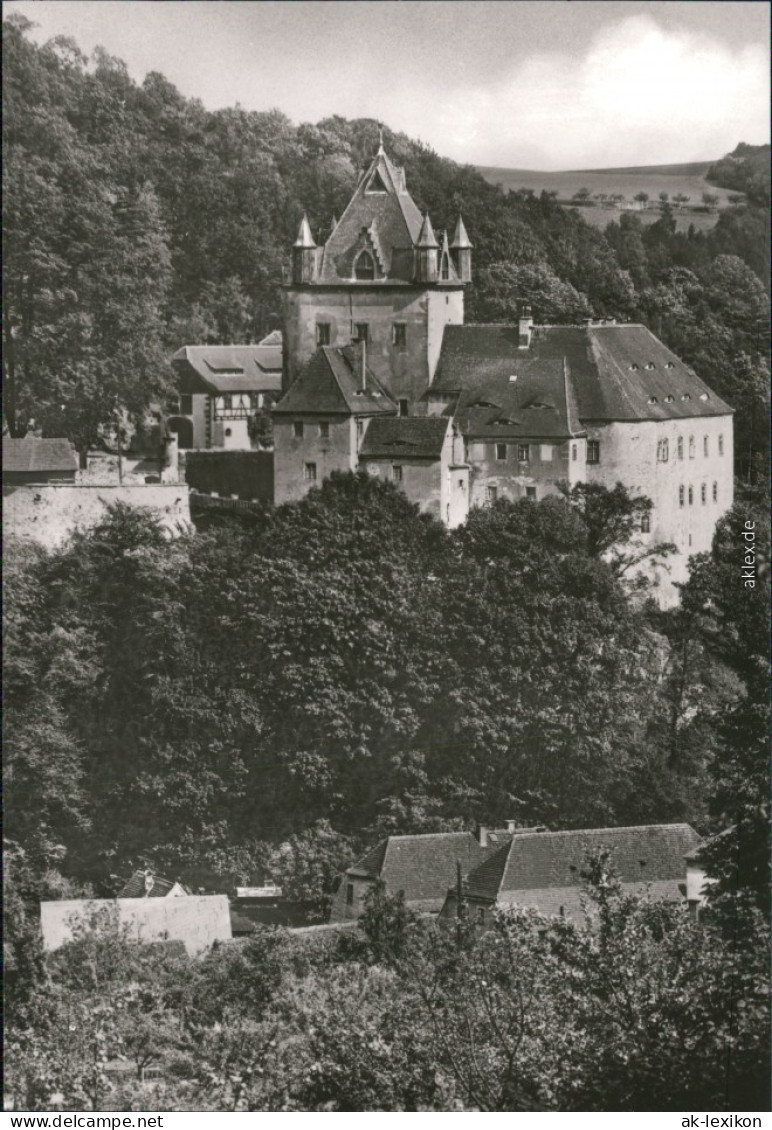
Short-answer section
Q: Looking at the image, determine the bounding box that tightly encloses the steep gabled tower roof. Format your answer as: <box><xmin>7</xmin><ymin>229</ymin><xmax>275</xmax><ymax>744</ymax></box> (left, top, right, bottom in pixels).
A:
<box><xmin>318</xmin><ymin>144</ymin><xmax>426</xmax><ymax>282</ymax></box>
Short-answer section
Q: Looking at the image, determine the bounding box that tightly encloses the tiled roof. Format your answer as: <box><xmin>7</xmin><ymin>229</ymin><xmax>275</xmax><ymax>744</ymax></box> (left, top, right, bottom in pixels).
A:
<box><xmin>464</xmin><ymin>823</ymin><xmax>702</xmax><ymax>901</ymax></box>
<box><xmin>434</xmin><ymin>325</ymin><xmax>580</xmax><ymax>440</ymax></box>
<box><xmin>272</xmin><ymin>345</ymin><xmax>396</xmax><ymax>417</ymax></box>
<box><xmin>318</xmin><ymin>147</ymin><xmax>424</xmax><ymax>283</ymax></box>
<box><xmin>433</xmin><ymin>324</ymin><xmax>732</xmax><ymax>429</ymax></box>
<box><xmin>118</xmin><ymin>870</ymin><xmax>186</xmax><ymax>898</ymax></box>
<box><xmin>359</xmin><ymin>416</ymin><xmax>450</xmax><ymax>459</ymax></box>
<box><xmin>3</xmin><ymin>437</ymin><xmax>78</xmax><ymax>474</ymax></box>
<box><xmin>492</xmin><ymin>880</ymin><xmax>687</xmax><ymax>921</ymax></box>
<box><xmin>348</xmin><ymin>832</ymin><xmax>492</xmax><ymax>904</ymax></box>
<box><xmin>172</xmin><ymin>345</ymin><xmax>282</xmax><ymax>395</ymax></box>
<box><xmin>582</xmin><ymin>325</ymin><xmax>733</xmax><ymax>420</ymax></box>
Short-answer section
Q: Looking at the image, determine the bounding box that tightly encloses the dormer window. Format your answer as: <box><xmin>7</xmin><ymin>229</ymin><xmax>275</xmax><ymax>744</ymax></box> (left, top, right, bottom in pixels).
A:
<box><xmin>645</xmin><ymin>363</ymin><xmax>655</xmax><ymax>370</ymax></box>
<box><xmin>355</xmin><ymin>251</ymin><xmax>375</xmax><ymax>280</ymax></box>
<box><xmin>665</xmin><ymin>395</ymin><xmax>674</xmax><ymax>403</ymax></box>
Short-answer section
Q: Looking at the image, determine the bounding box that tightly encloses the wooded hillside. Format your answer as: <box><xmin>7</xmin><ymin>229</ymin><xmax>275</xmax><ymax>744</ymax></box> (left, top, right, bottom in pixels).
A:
<box><xmin>3</xmin><ymin>15</ymin><xmax>769</xmax><ymax>479</ymax></box>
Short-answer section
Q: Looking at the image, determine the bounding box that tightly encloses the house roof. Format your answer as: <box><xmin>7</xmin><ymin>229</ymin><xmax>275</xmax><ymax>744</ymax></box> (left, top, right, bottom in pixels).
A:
<box><xmin>433</xmin><ymin>324</ymin><xmax>582</xmax><ymax>440</ymax></box>
<box><xmin>432</xmin><ymin>324</ymin><xmax>732</xmax><ymax>432</ymax></box>
<box><xmin>272</xmin><ymin>345</ymin><xmax>396</xmax><ymax>417</ymax></box>
<box><xmin>318</xmin><ymin>146</ymin><xmax>426</xmax><ymax>283</ymax></box>
<box><xmin>463</xmin><ymin>823</ymin><xmax>702</xmax><ymax>902</ymax></box>
<box><xmin>346</xmin><ymin>831</ymin><xmax>493</xmax><ymax>904</ymax></box>
<box><xmin>171</xmin><ymin>345</ymin><xmax>282</xmax><ymax>395</ymax></box>
<box><xmin>3</xmin><ymin>437</ymin><xmax>78</xmax><ymax>474</ymax></box>
<box><xmin>118</xmin><ymin>870</ymin><xmax>188</xmax><ymax>898</ymax></box>
<box><xmin>359</xmin><ymin>416</ymin><xmax>450</xmax><ymax>459</ymax></box>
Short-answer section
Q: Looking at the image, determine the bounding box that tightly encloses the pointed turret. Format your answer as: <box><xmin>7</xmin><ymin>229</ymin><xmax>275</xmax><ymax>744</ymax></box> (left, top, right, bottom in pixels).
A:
<box><xmin>450</xmin><ymin>215</ymin><xmax>472</xmax><ymax>281</ymax></box>
<box><xmin>292</xmin><ymin>214</ymin><xmax>318</xmax><ymax>283</ymax></box>
<box><xmin>416</xmin><ymin>212</ymin><xmax>439</xmax><ymax>248</ymax></box>
<box><xmin>415</xmin><ymin>212</ymin><xmax>439</xmax><ymax>282</ymax></box>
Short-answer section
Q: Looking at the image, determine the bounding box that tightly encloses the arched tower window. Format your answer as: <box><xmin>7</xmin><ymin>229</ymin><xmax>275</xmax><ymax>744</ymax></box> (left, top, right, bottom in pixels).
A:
<box><xmin>440</xmin><ymin>253</ymin><xmax>450</xmax><ymax>280</ymax></box>
<box><xmin>355</xmin><ymin>251</ymin><xmax>375</xmax><ymax>280</ymax></box>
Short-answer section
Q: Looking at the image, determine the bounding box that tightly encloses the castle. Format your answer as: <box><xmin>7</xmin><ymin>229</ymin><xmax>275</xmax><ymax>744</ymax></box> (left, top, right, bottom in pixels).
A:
<box><xmin>272</xmin><ymin>139</ymin><xmax>734</xmax><ymax>604</ymax></box>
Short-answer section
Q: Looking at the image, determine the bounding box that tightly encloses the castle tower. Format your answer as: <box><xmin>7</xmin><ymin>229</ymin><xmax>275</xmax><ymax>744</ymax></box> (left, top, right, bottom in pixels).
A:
<box><xmin>450</xmin><ymin>215</ymin><xmax>472</xmax><ymax>282</ymax></box>
<box><xmin>292</xmin><ymin>214</ymin><xmax>318</xmax><ymax>284</ymax></box>
<box><xmin>281</xmin><ymin>137</ymin><xmax>471</xmax><ymax>405</ymax></box>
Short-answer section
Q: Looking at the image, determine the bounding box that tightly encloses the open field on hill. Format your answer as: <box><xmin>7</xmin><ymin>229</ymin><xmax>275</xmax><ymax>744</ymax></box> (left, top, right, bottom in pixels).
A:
<box><xmin>477</xmin><ymin>162</ymin><xmax>740</xmax><ymax>232</ymax></box>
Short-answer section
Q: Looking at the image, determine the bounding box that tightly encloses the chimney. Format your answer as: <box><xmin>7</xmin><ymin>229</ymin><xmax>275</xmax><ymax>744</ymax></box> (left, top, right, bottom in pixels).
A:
<box><xmin>506</xmin><ymin>819</ymin><xmax>518</xmax><ymax>833</ymax></box>
<box><xmin>476</xmin><ymin>824</ymin><xmax>488</xmax><ymax>847</ymax></box>
<box><xmin>518</xmin><ymin>305</ymin><xmax>533</xmax><ymax>349</ymax></box>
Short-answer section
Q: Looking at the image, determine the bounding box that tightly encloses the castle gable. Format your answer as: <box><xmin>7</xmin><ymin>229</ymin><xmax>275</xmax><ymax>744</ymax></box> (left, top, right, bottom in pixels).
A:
<box><xmin>319</xmin><ymin>148</ymin><xmax>424</xmax><ymax>282</ymax></box>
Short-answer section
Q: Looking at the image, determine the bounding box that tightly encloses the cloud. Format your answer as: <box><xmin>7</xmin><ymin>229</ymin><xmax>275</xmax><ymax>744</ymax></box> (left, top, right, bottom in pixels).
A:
<box><xmin>379</xmin><ymin>15</ymin><xmax>770</xmax><ymax>168</ymax></box>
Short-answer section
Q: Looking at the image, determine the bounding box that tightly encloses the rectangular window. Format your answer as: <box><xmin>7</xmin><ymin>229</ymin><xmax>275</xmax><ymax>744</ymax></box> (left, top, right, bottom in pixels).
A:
<box><xmin>316</xmin><ymin>323</ymin><xmax>331</xmax><ymax>346</ymax></box>
<box><xmin>657</xmin><ymin>439</ymin><xmax>669</xmax><ymax>463</ymax></box>
<box><xmin>304</xmin><ymin>462</ymin><xmax>317</xmax><ymax>482</ymax></box>
<box><xmin>393</xmin><ymin>323</ymin><xmax>406</xmax><ymax>348</ymax></box>
<box><xmin>540</xmin><ymin>444</ymin><xmax>553</xmax><ymax>462</ymax></box>
<box><xmin>458</xmin><ymin>478</ymin><xmax>466</xmax><ymax>491</ymax></box>
<box><xmin>293</xmin><ymin>420</ymin><xmax>304</xmax><ymax>438</ymax></box>
<box><xmin>319</xmin><ymin>421</ymin><xmax>330</xmax><ymax>439</ymax></box>
<box><xmin>398</xmin><ymin>399</ymin><xmax>409</xmax><ymax>418</ymax></box>
<box><xmin>571</xmin><ymin>444</ymin><xmax>578</xmax><ymax>462</ymax></box>
<box><xmin>640</xmin><ymin>512</ymin><xmax>651</xmax><ymax>533</ymax></box>
<box><xmin>688</xmin><ymin>436</ymin><xmax>695</xmax><ymax>459</ymax></box>
<box><xmin>718</xmin><ymin>434</ymin><xmax>724</xmax><ymax>456</ymax></box>
<box><xmin>701</xmin><ymin>483</ymin><xmax>706</xmax><ymax>504</ymax></box>
<box><xmin>712</xmin><ymin>481</ymin><xmax>718</xmax><ymax>503</ymax></box>
<box><xmin>677</xmin><ymin>436</ymin><xmax>684</xmax><ymax>460</ymax></box>
<box><xmin>703</xmin><ymin>436</ymin><xmax>709</xmax><ymax>457</ymax></box>
<box><xmin>688</xmin><ymin>485</ymin><xmax>694</xmax><ymax>505</ymax></box>
<box><xmin>392</xmin><ymin>465</ymin><xmax>403</xmax><ymax>483</ymax></box>
<box><xmin>517</xmin><ymin>444</ymin><xmax>530</xmax><ymax>462</ymax></box>
<box><xmin>179</xmin><ymin>394</ymin><xmax>193</xmax><ymax>415</ymax></box>
<box><xmin>526</xmin><ymin>486</ymin><xmax>537</xmax><ymax>499</ymax></box>
<box><xmin>485</xmin><ymin>485</ymin><xmax>497</xmax><ymax>503</ymax></box>
<box><xmin>477</xmin><ymin>907</ymin><xmax>485</xmax><ymax>923</ymax></box>
<box><xmin>679</xmin><ymin>485</ymin><xmax>685</xmax><ymax>508</ymax></box>
<box><xmin>586</xmin><ymin>440</ymin><xmax>600</xmax><ymax>465</ymax></box>
<box><xmin>356</xmin><ymin>419</ymin><xmax>364</xmax><ymax>443</ymax></box>
<box><xmin>495</xmin><ymin>443</ymin><xmax>507</xmax><ymax>462</ymax></box>
<box><xmin>345</xmin><ymin>883</ymin><xmax>354</xmax><ymax>907</ymax></box>
<box><xmin>353</xmin><ymin>323</ymin><xmax>369</xmax><ymax>343</ymax></box>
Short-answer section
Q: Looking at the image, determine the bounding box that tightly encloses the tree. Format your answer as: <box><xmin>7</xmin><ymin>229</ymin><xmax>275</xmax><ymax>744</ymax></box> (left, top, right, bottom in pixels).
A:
<box><xmin>572</xmin><ymin>187</ymin><xmax>591</xmax><ymax>203</ymax></box>
<box><xmin>633</xmin><ymin>191</ymin><xmax>650</xmax><ymax>206</ymax></box>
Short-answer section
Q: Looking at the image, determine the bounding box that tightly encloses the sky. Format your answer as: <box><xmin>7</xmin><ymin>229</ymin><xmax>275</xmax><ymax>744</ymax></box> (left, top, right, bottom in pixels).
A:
<box><xmin>6</xmin><ymin>0</ymin><xmax>770</xmax><ymax>169</ymax></box>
